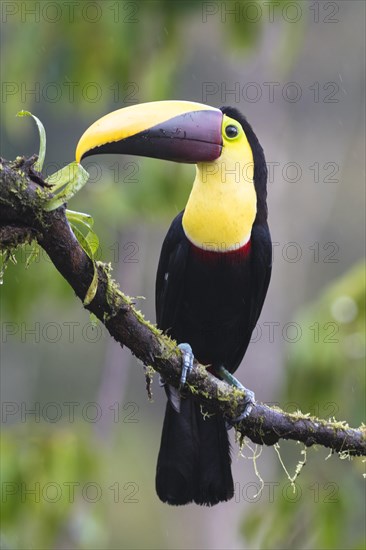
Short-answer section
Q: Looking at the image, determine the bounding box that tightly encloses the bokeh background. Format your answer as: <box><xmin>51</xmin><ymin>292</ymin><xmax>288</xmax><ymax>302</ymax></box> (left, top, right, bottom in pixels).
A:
<box><xmin>1</xmin><ymin>1</ymin><xmax>365</xmax><ymax>549</ymax></box>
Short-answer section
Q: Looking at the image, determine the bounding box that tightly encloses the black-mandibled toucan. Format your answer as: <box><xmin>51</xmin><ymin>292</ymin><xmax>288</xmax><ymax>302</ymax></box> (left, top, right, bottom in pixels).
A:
<box><xmin>76</xmin><ymin>100</ymin><xmax>272</xmax><ymax>506</ymax></box>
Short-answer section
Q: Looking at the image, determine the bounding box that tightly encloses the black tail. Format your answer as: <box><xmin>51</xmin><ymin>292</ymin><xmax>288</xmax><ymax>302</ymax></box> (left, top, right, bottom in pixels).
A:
<box><xmin>155</xmin><ymin>398</ymin><xmax>234</xmax><ymax>506</ymax></box>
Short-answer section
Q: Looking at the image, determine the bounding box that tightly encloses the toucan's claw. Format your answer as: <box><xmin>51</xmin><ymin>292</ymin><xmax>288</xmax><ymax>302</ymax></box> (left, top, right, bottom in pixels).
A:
<box><xmin>218</xmin><ymin>365</ymin><xmax>255</xmax><ymax>426</ymax></box>
<box><xmin>233</xmin><ymin>387</ymin><xmax>255</xmax><ymax>421</ymax></box>
<box><xmin>178</xmin><ymin>343</ymin><xmax>194</xmax><ymax>390</ymax></box>
<box><xmin>162</xmin><ymin>343</ymin><xmax>194</xmax><ymax>414</ymax></box>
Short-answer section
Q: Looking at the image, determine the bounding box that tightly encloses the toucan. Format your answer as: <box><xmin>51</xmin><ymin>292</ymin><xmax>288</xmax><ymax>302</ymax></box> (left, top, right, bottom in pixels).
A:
<box><xmin>76</xmin><ymin>100</ymin><xmax>272</xmax><ymax>506</ymax></box>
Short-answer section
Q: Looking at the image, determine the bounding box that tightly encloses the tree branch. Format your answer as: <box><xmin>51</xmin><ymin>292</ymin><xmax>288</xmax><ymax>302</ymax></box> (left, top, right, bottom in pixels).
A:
<box><xmin>1</xmin><ymin>155</ymin><xmax>365</xmax><ymax>456</ymax></box>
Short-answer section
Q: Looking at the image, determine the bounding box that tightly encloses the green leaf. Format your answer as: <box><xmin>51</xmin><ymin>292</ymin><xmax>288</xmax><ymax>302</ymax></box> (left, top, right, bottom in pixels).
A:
<box><xmin>67</xmin><ymin>210</ymin><xmax>99</xmax><ymax>257</ymax></box>
<box><xmin>66</xmin><ymin>209</ymin><xmax>94</xmax><ymax>227</ymax></box>
<box><xmin>84</xmin><ymin>228</ymin><xmax>99</xmax><ymax>257</ymax></box>
<box><xmin>71</xmin><ymin>225</ymin><xmax>95</xmax><ymax>261</ymax></box>
<box><xmin>83</xmin><ymin>264</ymin><xmax>99</xmax><ymax>306</ymax></box>
<box><xmin>71</xmin><ymin>223</ymin><xmax>99</xmax><ymax>304</ymax></box>
<box><xmin>44</xmin><ymin>162</ymin><xmax>89</xmax><ymax>211</ymax></box>
<box><xmin>16</xmin><ymin>110</ymin><xmax>46</xmax><ymax>172</ymax></box>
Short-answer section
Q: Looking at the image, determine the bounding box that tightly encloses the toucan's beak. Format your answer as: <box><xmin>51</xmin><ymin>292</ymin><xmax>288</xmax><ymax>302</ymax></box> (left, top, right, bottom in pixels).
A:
<box><xmin>76</xmin><ymin>101</ymin><xmax>223</xmax><ymax>164</ymax></box>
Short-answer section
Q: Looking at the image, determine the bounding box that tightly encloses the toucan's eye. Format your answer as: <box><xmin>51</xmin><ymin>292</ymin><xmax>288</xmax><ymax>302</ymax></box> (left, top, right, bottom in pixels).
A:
<box><xmin>225</xmin><ymin>125</ymin><xmax>239</xmax><ymax>139</ymax></box>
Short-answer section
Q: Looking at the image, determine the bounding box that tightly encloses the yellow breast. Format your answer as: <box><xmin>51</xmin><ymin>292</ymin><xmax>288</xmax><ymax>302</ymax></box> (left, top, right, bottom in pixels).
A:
<box><xmin>182</xmin><ymin>144</ymin><xmax>257</xmax><ymax>252</ymax></box>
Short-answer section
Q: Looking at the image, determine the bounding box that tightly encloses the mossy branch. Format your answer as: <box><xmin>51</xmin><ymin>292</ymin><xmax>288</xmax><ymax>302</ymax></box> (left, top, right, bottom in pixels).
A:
<box><xmin>1</xmin><ymin>155</ymin><xmax>365</xmax><ymax>457</ymax></box>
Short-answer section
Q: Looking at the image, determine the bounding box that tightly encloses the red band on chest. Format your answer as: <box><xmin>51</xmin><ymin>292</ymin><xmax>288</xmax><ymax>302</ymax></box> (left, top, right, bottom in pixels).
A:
<box><xmin>190</xmin><ymin>239</ymin><xmax>251</xmax><ymax>263</ymax></box>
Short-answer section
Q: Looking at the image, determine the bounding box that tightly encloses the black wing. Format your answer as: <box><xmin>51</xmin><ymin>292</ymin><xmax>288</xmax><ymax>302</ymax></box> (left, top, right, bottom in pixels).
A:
<box><xmin>155</xmin><ymin>211</ymin><xmax>189</xmax><ymax>332</ymax></box>
<box><xmin>228</xmin><ymin>220</ymin><xmax>272</xmax><ymax>372</ymax></box>
<box><xmin>249</xmin><ymin>220</ymin><xmax>272</xmax><ymax>328</ymax></box>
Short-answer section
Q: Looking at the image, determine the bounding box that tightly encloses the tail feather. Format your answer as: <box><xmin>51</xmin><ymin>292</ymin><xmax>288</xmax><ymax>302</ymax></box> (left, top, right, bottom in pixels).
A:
<box><xmin>156</xmin><ymin>397</ymin><xmax>233</xmax><ymax>506</ymax></box>
<box><xmin>156</xmin><ymin>398</ymin><xmax>199</xmax><ymax>505</ymax></box>
<box><xmin>195</xmin><ymin>408</ymin><xmax>234</xmax><ymax>505</ymax></box>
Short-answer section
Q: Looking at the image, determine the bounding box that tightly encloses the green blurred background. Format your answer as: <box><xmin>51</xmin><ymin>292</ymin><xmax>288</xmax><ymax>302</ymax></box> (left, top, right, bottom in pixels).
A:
<box><xmin>1</xmin><ymin>1</ymin><xmax>365</xmax><ymax>549</ymax></box>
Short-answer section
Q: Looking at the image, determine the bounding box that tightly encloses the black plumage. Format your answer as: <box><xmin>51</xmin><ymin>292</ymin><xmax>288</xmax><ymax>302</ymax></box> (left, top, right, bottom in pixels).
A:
<box><xmin>155</xmin><ymin>107</ymin><xmax>272</xmax><ymax>506</ymax></box>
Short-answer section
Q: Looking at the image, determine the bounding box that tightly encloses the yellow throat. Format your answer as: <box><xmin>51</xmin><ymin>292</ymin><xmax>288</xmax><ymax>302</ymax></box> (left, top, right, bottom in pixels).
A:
<box><xmin>182</xmin><ymin>118</ymin><xmax>257</xmax><ymax>252</ymax></box>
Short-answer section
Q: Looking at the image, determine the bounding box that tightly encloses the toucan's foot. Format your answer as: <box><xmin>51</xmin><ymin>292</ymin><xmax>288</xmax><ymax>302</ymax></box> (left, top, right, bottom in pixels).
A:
<box><xmin>161</xmin><ymin>343</ymin><xmax>194</xmax><ymax>414</ymax></box>
<box><xmin>178</xmin><ymin>343</ymin><xmax>194</xmax><ymax>390</ymax></box>
<box><xmin>218</xmin><ymin>365</ymin><xmax>255</xmax><ymax>423</ymax></box>
<box><xmin>158</xmin><ymin>343</ymin><xmax>194</xmax><ymax>389</ymax></box>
